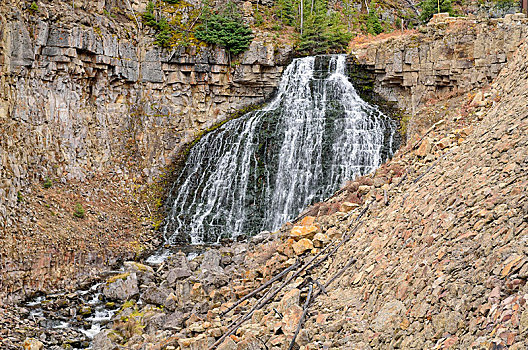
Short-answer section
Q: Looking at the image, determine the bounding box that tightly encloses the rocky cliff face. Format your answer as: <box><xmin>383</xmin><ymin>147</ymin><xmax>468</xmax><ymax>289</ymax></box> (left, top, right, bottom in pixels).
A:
<box><xmin>0</xmin><ymin>0</ymin><xmax>291</xmax><ymax>229</ymax></box>
<box><xmin>351</xmin><ymin>13</ymin><xmax>528</xmax><ymax>137</ymax></box>
<box><xmin>0</xmin><ymin>0</ymin><xmax>291</xmax><ymax>303</ymax></box>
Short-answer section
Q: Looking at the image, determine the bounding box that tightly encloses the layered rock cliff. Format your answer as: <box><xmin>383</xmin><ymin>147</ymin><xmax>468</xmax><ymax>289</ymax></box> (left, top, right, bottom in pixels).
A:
<box><xmin>350</xmin><ymin>13</ymin><xmax>528</xmax><ymax>136</ymax></box>
<box><xmin>0</xmin><ymin>0</ymin><xmax>292</xmax><ymax>302</ymax></box>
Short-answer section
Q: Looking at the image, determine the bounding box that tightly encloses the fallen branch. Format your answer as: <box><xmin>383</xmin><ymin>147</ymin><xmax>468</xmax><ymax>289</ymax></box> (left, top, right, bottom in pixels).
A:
<box><xmin>288</xmin><ymin>283</ymin><xmax>313</xmax><ymax>350</ymax></box>
<box><xmin>221</xmin><ymin>259</ymin><xmax>301</xmax><ymax>316</ymax></box>
<box><xmin>315</xmin><ymin>257</ymin><xmax>357</xmax><ymax>298</ymax></box>
<box><xmin>210</xmin><ymin>246</ymin><xmax>333</xmax><ymax>349</ymax></box>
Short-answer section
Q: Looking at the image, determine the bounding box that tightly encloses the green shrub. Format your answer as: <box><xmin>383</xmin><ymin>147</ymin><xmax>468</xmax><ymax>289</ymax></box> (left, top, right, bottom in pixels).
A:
<box><xmin>29</xmin><ymin>1</ymin><xmax>39</xmax><ymax>12</ymax></box>
<box><xmin>73</xmin><ymin>203</ymin><xmax>85</xmax><ymax>219</ymax></box>
<box><xmin>195</xmin><ymin>1</ymin><xmax>253</xmax><ymax>56</ymax></box>
<box><xmin>297</xmin><ymin>0</ymin><xmax>352</xmax><ymax>55</ymax></box>
<box><xmin>43</xmin><ymin>178</ymin><xmax>52</xmax><ymax>189</ymax></box>
<box><xmin>142</xmin><ymin>1</ymin><xmax>159</xmax><ymax>28</ymax></box>
<box><xmin>419</xmin><ymin>0</ymin><xmax>454</xmax><ymax>23</ymax></box>
<box><xmin>366</xmin><ymin>7</ymin><xmax>384</xmax><ymax>35</ymax></box>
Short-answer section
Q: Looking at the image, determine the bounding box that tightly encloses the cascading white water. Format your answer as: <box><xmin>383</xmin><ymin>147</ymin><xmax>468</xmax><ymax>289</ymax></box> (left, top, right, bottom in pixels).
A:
<box><xmin>163</xmin><ymin>55</ymin><xmax>398</xmax><ymax>244</ymax></box>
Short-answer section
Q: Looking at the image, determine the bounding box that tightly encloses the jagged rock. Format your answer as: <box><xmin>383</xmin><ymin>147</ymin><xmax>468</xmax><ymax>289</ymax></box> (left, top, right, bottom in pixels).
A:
<box><xmin>167</xmin><ymin>267</ymin><xmax>192</xmax><ymax>284</ymax></box>
<box><xmin>279</xmin><ymin>288</ymin><xmax>300</xmax><ymax>313</ymax></box>
<box><xmin>292</xmin><ymin>238</ymin><xmax>314</xmax><ymax>255</ymax></box>
<box><xmin>103</xmin><ymin>273</ymin><xmax>139</xmax><ymax>301</ymax></box>
<box><xmin>164</xmin><ymin>310</ymin><xmax>187</xmax><ymax>330</ymax></box>
<box><xmin>313</xmin><ymin>233</ymin><xmax>329</xmax><ymax>248</ymax></box>
<box><xmin>340</xmin><ymin>201</ymin><xmax>360</xmax><ymax>212</ymax></box>
<box><xmin>92</xmin><ymin>330</ymin><xmax>119</xmax><ymax>350</ymax></box>
<box><xmin>141</xmin><ymin>285</ymin><xmax>171</xmax><ymax>306</ymax></box>
<box><xmin>371</xmin><ymin>300</ymin><xmax>405</xmax><ymax>333</ymax></box>
<box><xmin>290</xmin><ymin>224</ymin><xmax>319</xmax><ymax>240</ymax></box>
<box><xmin>217</xmin><ymin>337</ymin><xmax>237</xmax><ymax>350</ymax></box>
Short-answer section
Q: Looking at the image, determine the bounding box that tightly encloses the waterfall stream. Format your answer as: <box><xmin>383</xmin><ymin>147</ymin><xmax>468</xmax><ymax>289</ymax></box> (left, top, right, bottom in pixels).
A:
<box><xmin>163</xmin><ymin>55</ymin><xmax>399</xmax><ymax>244</ymax></box>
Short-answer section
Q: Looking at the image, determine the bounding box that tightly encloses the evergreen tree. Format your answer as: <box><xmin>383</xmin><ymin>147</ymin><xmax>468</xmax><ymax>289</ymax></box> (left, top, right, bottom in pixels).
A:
<box><xmin>419</xmin><ymin>0</ymin><xmax>454</xmax><ymax>23</ymax></box>
<box><xmin>195</xmin><ymin>1</ymin><xmax>253</xmax><ymax>56</ymax></box>
<box><xmin>366</xmin><ymin>7</ymin><xmax>383</xmax><ymax>35</ymax></box>
<box><xmin>297</xmin><ymin>0</ymin><xmax>352</xmax><ymax>55</ymax></box>
<box><xmin>276</xmin><ymin>0</ymin><xmax>296</xmax><ymax>26</ymax></box>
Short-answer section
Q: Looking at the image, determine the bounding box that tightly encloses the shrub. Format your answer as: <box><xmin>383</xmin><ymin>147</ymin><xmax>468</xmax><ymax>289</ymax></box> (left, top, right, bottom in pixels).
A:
<box><xmin>194</xmin><ymin>1</ymin><xmax>253</xmax><ymax>56</ymax></box>
<box><xmin>419</xmin><ymin>0</ymin><xmax>454</xmax><ymax>23</ymax></box>
<box><xmin>29</xmin><ymin>2</ymin><xmax>38</xmax><ymax>12</ymax></box>
<box><xmin>73</xmin><ymin>203</ymin><xmax>85</xmax><ymax>219</ymax></box>
<box><xmin>43</xmin><ymin>178</ymin><xmax>52</xmax><ymax>189</ymax></box>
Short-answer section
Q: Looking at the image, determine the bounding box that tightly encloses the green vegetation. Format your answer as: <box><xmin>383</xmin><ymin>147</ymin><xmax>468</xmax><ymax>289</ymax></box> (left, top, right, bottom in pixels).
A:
<box><xmin>297</xmin><ymin>0</ymin><xmax>352</xmax><ymax>55</ymax></box>
<box><xmin>366</xmin><ymin>7</ymin><xmax>384</xmax><ymax>35</ymax></box>
<box><xmin>419</xmin><ymin>0</ymin><xmax>454</xmax><ymax>22</ymax></box>
<box><xmin>142</xmin><ymin>1</ymin><xmax>174</xmax><ymax>47</ymax></box>
<box><xmin>73</xmin><ymin>203</ymin><xmax>85</xmax><ymax>219</ymax></box>
<box><xmin>43</xmin><ymin>177</ymin><xmax>52</xmax><ymax>189</ymax></box>
<box><xmin>195</xmin><ymin>1</ymin><xmax>253</xmax><ymax>56</ymax></box>
<box><xmin>17</xmin><ymin>191</ymin><xmax>23</xmax><ymax>203</ymax></box>
<box><xmin>29</xmin><ymin>1</ymin><xmax>38</xmax><ymax>12</ymax></box>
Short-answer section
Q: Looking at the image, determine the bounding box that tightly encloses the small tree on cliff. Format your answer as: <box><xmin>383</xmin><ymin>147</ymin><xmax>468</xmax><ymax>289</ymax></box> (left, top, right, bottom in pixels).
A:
<box><xmin>419</xmin><ymin>0</ymin><xmax>454</xmax><ymax>23</ymax></box>
<box><xmin>195</xmin><ymin>1</ymin><xmax>253</xmax><ymax>57</ymax></box>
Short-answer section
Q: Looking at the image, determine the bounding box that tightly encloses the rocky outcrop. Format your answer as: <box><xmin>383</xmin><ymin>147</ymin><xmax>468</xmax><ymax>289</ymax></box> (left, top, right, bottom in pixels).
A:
<box><xmin>351</xmin><ymin>13</ymin><xmax>528</xmax><ymax>136</ymax></box>
<box><xmin>0</xmin><ymin>1</ymin><xmax>291</xmax><ymax>230</ymax></box>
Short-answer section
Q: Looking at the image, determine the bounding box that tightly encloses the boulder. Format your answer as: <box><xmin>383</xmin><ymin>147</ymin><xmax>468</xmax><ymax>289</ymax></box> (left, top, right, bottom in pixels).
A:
<box><xmin>313</xmin><ymin>233</ymin><xmax>330</xmax><ymax>248</ymax></box>
<box><xmin>141</xmin><ymin>284</ymin><xmax>171</xmax><ymax>306</ymax></box>
<box><xmin>292</xmin><ymin>238</ymin><xmax>314</xmax><ymax>255</ymax></box>
<box><xmin>92</xmin><ymin>330</ymin><xmax>119</xmax><ymax>350</ymax></box>
<box><xmin>103</xmin><ymin>273</ymin><xmax>139</xmax><ymax>301</ymax></box>
<box><xmin>290</xmin><ymin>225</ymin><xmax>319</xmax><ymax>240</ymax></box>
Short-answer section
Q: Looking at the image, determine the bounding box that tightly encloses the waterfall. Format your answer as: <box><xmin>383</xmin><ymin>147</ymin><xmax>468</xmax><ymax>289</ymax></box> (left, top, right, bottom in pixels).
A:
<box><xmin>163</xmin><ymin>55</ymin><xmax>399</xmax><ymax>244</ymax></box>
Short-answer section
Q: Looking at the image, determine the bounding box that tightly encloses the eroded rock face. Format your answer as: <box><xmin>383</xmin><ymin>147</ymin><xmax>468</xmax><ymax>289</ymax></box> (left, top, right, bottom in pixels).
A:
<box><xmin>0</xmin><ymin>1</ymin><xmax>292</xmax><ymax>301</ymax></box>
<box><xmin>351</xmin><ymin>14</ymin><xmax>528</xmax><ymax>137</ymax></box>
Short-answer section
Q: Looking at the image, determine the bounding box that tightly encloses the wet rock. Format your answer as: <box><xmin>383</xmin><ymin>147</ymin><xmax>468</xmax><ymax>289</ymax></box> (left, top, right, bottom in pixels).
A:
<box><xmin>78</xmin><ymin>305</ymin><xmax>92</xmax><ymax>316</ymax></box>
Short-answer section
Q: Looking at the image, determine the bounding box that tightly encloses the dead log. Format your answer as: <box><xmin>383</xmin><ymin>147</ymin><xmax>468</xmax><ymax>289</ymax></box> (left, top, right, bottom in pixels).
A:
<box><xmin>288</xmin><ymin>283</ymin><xmax>313</xmax><ymax>350</ymax></box>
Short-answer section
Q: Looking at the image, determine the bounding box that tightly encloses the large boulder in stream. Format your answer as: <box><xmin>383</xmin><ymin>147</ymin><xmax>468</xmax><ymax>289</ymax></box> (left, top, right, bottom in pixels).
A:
<box><xmin>103</xmin><ymin>272</ymin><xmax>139</xmax><ymax>301</ymax></box>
